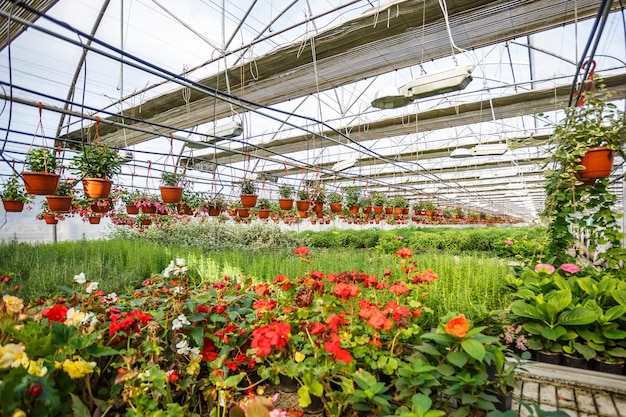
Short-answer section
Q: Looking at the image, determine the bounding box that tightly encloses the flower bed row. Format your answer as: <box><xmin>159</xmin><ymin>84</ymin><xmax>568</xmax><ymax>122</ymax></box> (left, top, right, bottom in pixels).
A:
<box><xmin>0</xmin><ymin>247</ymin><xmax>517</xmax><ymax>417</ymax></box>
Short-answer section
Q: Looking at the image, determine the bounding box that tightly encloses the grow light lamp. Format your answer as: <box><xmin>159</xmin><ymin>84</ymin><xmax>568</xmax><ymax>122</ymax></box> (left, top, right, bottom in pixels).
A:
<box><xmin>332</xmin><ymin>158</ymin><xmax>358</xmax><ymax>172</ymax></box>
<box><xmin>449</xmin><ymin>148</ymin><xmax>472</xmax><ymax>158</ymax></box>
<box><xmin>185</xmin><ymin>120</ymin><xmax>243</xmax><ymax>148</ymax></box>
<box><xmin>371</xmin><ymin>66</ymin><xmax>474</xmax><ymax>109</ymax></box>
<box><xmin>471</xmin><ymin>144</ymin><xmax>508</xmax><ymax>156</ymax></box>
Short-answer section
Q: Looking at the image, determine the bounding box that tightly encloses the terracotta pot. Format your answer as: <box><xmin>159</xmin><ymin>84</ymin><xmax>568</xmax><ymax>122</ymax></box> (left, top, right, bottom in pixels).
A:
<box><xmin>159</xmin><ymin>186</ymin><xmax>183</xmax><ymax>203</ymax></box>
<box><xmin>141</xmin><ymin>218</ymin><xmax>152</xmax><ymax>225</ymax></box>
<box><xmin>240</xmin><ymin>194</ymin><xmax>258</xmax><ymax>208</ymax></box>
<box><xmin>373</xmin><ymin>206</ymin><xmax>383</xmax><ymax>214</ymax></box>
<box><xmin>258</xmin><ymin>209</ymin><xmax>271</xmax><ymax>219</ymax></box>
<box><xmin>177</xmin><ymin>203</ymin><xmax>193</xmax><ymax>215</ymax></box>
<box><xmin>278</xmin><ymin>198</ymin><xmax>294</xmax><ymax>211</ymax></box>
<box><xmin>298</xmin><ymin>211</ymin><xmax>308</xmax><ymax>218</ymax></box>
<box><xmin>22</xmin><ymin>171</ymin><xmax>59</xmax><ymax>195</ymax></box>
<box><xmin>82</xmin><ymin>178</ymin><xmax>113</xmax><ymax>199</ymax></box>
<box><xmin>312</xmin><ymin>202</ymin><xmax>323</xmax><ymax>212</ymax></box>
<box><xmin>46</xmin><ymin>196</ymin><xmax>73</xmax><ymax>212</ymax></box>
<box><xmin>2</xmin><ymin>200</ymin><xmax>24</xmax><ymax>212</ymax></box>
<box><xmin>402</xmin><ymin>208</ymin><xmax>409</xmax><ymax>215</ymax></box>
<box><xmin>362</xmin><ymin>206</ymin><xmax>372</xmax><ymax>215</ymax></box>
<box><xmin>577</xmin><ymin>146</ymin><xmax>615</xmax><ymax>179</ymax></box>
<box><xmin>140</xmin><ymin>205</ymin><xmax>157</xmax><ymax>214</ymax></box>
<box><xmin>296</xmin><ymin>200</ymin><xmax>310</xmax><ymax>212</ymax></box>
<box><xmin>384</xmin><ymin>207</ymin><xmax>393</xmax><ymax>214</ymax></box>
<box><xmin>43</xmin><ymin>215</ymin><xmax>58</xmax><ymax>225</ymax></box>
<box><xmin>126</xmin><ymin>205</ymin><xmax>139</xmax><ymax>215</ymax></box>
<box><xmin>91</xmin><ymin>199</ymin><xmax>112</xmax><ymax>213</ymax></box>
<box><xmin>208</xmin><ymin>206</ymin><xmax>220</xmax><ymax>216</ymax></box>
<box><xmin>349</xmin><ymin>205</ymin><xmax>359</xmax><ymax>216</ymax></box>
<box><xmin>330</xmin><ymin>203</ymin><xmax>342</xmax><ymax>213</ymax></box>
<box><xmin>88</xmin><ymin>216</ymin><xmax>101</xmax><ymax>224</ymax></box>
<box><xmin>238</xmin><ymin>208</ymin><xmax>250</xmax><ymax>218</ymax></box>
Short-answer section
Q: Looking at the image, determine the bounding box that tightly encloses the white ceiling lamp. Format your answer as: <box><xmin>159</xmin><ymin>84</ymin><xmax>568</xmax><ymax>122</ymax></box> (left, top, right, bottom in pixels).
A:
<box><xmin>472</xmin><ymin>143</ymin><xmax>509</xmax><ymax>156</ymax></box>
<box><xmin>450</xmin><ymin>148</ymin><xmax>473</xmax><ymax>158</ymax></box>
<box><xmin>371</xmin><ymin>66</ymin><xmax>474</xmax><ymax>109</ymax></box>
<box><xmin>332</xmin><ymin>158</ymin><xmax>358</xmax><ymax>172</ymax></box>
<box><xmin>185</xmin><ymin>120</ymin><xmax>243</xmax><ymax>148</ymax></box>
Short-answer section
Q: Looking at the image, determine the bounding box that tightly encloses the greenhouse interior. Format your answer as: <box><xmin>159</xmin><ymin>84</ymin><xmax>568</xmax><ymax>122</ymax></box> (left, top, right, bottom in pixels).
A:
<box><xmin>0</xmin><ymin>0</ymin><xmax>625</xmax><ymax>416</ymax></box>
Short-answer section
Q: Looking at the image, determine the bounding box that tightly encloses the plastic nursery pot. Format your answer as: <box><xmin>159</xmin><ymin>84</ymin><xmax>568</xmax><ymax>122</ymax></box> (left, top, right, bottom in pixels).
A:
<box><xmin>22</xmin><ymin>172</ymin><xmax>59</xmax><ymax>195</ymax></box>
<box><xmin>46</xmin><ymin>196</ymin><xmax>73</xmax><ymax>212</ymax></box>
<box><xmin>2</xmin><ymin>200</ymin><xmax>25</xmax><ymax>212</ymax></box>
<box><xmin>240</xmin><ymin>194</ymin><xmax>258</xmax><ymax>208</ymax></box>
<box><xmin>278</xmin><ymin>198</ymin><xmax>294</xmax><ymax>210</ymax></box>
<box><xmin>159</xmin><ymin>186</ymin><xmax>183</xmax><ymax>204</ymax></box>
<box><xmin>577</xmin><ymin>146</ymin><xmax>615</xmax><ymax>179</ymax></box>
<box><xmin>82</xmin><ymin>178</ymin><xmax>113</xmax><ymax>199</ymax></box>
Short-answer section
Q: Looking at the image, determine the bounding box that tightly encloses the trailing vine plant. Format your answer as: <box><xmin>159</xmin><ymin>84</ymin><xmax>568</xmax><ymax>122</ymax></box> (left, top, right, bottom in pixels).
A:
<box><xmin>542</xmin><ymin>79</ymin><xmax>625</xmax><ymax>268</ymax></box>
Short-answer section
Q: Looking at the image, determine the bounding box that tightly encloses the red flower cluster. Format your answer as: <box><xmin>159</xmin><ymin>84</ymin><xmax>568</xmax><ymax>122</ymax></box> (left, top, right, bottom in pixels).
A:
<box><xmin>395</xmin><ymin>247</ymin><xmax>413</xmax><ymax>259</ymax></box>
<box><xmin>332</xmin><ymin>283</ymin><xmax>361</xmax><ymax>299</ymax></box>
<box><xmin>252</xmin><ymin>298</ymin><xmax>277</xmax><ymax>314</ymax></box>
<box><xmin>323</xmin><ymin>333</ymin><xmax>352</xmax><ymax>363</ymax></box>
<box><xmin>293</xmin><ymin>246</ymin><xmax>309</xmax><ymax>256</ymax></box>
<box><xmin>358</xmin><ymin>301</ymin><xmax>392</xmax><ymax>331</ymax></box>
<box><xmin>411</xmin><ymin>268</ymin><xmax>439</xmax><ymax>283</ymax></box>
<box><xmin>42</xmin><ymin>304</ymin><xmax>68</xmax><ymax>323</ymax></box>
<box><xmin>109</xmin><ymin>309</ymin><xmax>153</xmax><ymax>338</ymax></box>
<box><xmin>201</xmin><ymin>338</ymin><xmax>218</xmax><ymax>361</ymax></box>
<box><xmin>388</xmin><ymin>281</ymin><xmax>410</xmax><ymax>295</ymax></box>
<box><xmin>251</xmin><ymin>321</ymin><xmax>291</xmax><ymax>358</ymax></box>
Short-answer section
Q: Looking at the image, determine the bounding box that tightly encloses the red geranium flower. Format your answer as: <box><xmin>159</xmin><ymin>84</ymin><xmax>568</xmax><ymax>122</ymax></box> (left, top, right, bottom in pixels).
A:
<box><xmin>333</xmin><ymin>283</ymin><xmax>360</xmax><ymax>299</ymax></box>
<box><xmin>389</xmin><ymin>281</ymin><xmax>410</xmax><ymax>295</ymax></box>
<box><xmin>294</xmin><ymin>246</ymin><xmax>309</xmax><ymax>256</ymax></box>
<box><xmin>324</xmin><ymin>333</ymin><xmax>352</xmax><ymax>363</ymax></box>
<box><xmin>445</xmin><ymin>314</ymin><xmax>470</xmax><ymax>338</ymax></box>
<box><xmin>251</xmin><ymin>321</ymin><xmax>291</xmax><ymax>358</ymax></box>
<box><xmin>411</xmin><ymin>269</ymin><xmax>439</xmax><ymax>283</ymax></box>
<box><xmin>395</xmin><ymin>247</ymin><xmax>413</xmax><ymax>259</ymax></box>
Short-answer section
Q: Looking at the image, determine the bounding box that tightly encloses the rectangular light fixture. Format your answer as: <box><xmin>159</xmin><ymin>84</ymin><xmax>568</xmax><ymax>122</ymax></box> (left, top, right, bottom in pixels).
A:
<box><xmin>185</xmin><ymin>120</ymin><xmax>244</xmax><ymax>148</ymax></box>
<box><xmin>399</xmin><ymin>66</ymin><xmax>474</xmax><ymax>101</ymax></box>
<box><xmin>332</xmin><ymin>158</ymin><xmax>358</xmax><ymax>172</ymax></box>
<box><xmin>471</xmin><ymin>144</ymin><xmax>508</xmax><ymax>156</ymax></box>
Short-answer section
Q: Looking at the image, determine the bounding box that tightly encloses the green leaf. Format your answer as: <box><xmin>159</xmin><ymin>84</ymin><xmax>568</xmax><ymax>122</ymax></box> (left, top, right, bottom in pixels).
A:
<box><xmin>189</xmin><ymin>325</ymin><xmax>205</xmax><ymax>348</ymax></box>
<box><xmin>541</xmin><ymin>326</ymin><xmax>566</xmax><ymax>341</ymax></box>
<box><xmin>461</xmin><ymin>339</ymin><xmax>485</xmax><ymax>361</ymax></box>
<box><xmin>558</xmin><ymin>307</ymin><xmax>599</xmax><ymax>325</ymax></box>
<box><xmin>604</xmin><ymin>329</ymin><xmax>626</xmax><ymax>339</ymax></box>
<box><xmin>605</xmin><ymin>305</ymin><xmax>626</xmax><ymax>321</ymax></box>
<box><xmin>574</xmin><ymin>342</ymin><xmax>596</xmax><ymax>360</ymax></box>
<box><xmin>411</xmin><ymin>393</ymin><xmax>432</xmax><ymax>414</ymax></box>
<box><xmin>297</xmin><ymin>386</ymin><xmax>312</xmax><ymax>408</ymax></box>
<box><xmin>85</xmin><ymin>345</ymin><xmax>119</xmax><ymax>357</ymax></box>
<box><xmin>523</xmin><ymin>322</ymin><xmax>545</xmax><ymax>335</ymax></box>
<box><xmin>546</xmin><ymin>290</ymin><xmax>572</xmax><ymax>320</ymax></box>
<box><xmin>71</xmin><ymin>393</ymin><xmax>91</xmax><ymax>417</ymax></box>
<box><xmin>446</xmin><ymin>351</ymin><xmax>469</xmax><ymax>368</ymax></box>
<box><xmin>510</xmin><ymin>301</ymin><xmax>542</xmax><ymax>320</ymax></box>
<box><xmin>224</xmin><ymin>373</ymin><xmax>245</xmax><ymax>388</ymax></box>
<box><xmin>606</xmin><ymin>347</ymin><xmax>626</xmax><ymax>358</ymax></box>
<box><xmin>612</xmin><ymin>290</ymin><xmax>626</xmax><ymax>306</ymax></box>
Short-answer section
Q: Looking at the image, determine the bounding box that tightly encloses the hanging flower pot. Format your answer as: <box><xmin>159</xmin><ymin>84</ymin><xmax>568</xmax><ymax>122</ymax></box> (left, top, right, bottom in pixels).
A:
<box><xmin>330</xmin><ymin>203</ymin><xmax>342</xmax><ymax>213</ymax></box>
<box><xmin>258</xmin><ymin>209</ymin><xmax>271</xmax><ymax>219</ymax></box>
<box><xmin>208</xmin><ymin>206</ymin><xmax>220</xmax><ymax>216</ymax></box>
<box><xmin>278</xmin><ymin>198</ymin><xmax>294</xmax><ymax>210</ymax></box>
<box><xmin>577</xmin><ymin>146</ymin><xmax>615</xmax><ymax>179</ymax></box>
<box><xmin>240</xmin><ymin>194</ymin><xmax>258</xmax><ymax>208</ymax></box>
<box><xmin>88</xmin><ymin>216</ymin><xmax>101</xmax><ymax>224</ymax></box>
<box><xmin>159</xmin><ymin>186</ymin><xmax>183</xmax><ymax>204</ymax></box>
<box><xmin>177</xmin><ymin>203</ymin><xmax>193</xmax><ymax>215</ymax></box>
<box><xmin>46</xmin><ymin>196</ymin><xmax>73</xmax><ymax>212</ymax></box>
<box><xmin>126</xmin><ymin>205</ymin><xmax>139</xmax><ymax>215</ymax></box>
<box><xmin>312</xmin><ymin>202</ymin><xmax>323</xmax><ymax>212</ymax></box>
<box><xmin>238</xmin><ymin>207</ymin><xmax>250</xmax><ymax>218</ymax></box>
<box><xmin>83</xmin><ymin>178</ymin><xmax>113</xmax><ymax>199</ymax></box>
<box><xmin>91</xmin><ymin>199</ymin><xmax>112</xmax><ymax>213</ymax></box>
<box><xmin>296</xmin><ymin>200</ymin><xmax>310</xmax><ymax>212</ymax></box>
<box><xmin>2</xmin><ymin>200</ymin><xmax>25</xmax><ymax>213</ymax></box>
<box><xmin>22</xmin><ymin>172</ymin><xmax>60</xmax><ymax>195</ymax></box>
<box><xmin>349</xmin><ymin>205</ymin><xmax>359</xmax><ymax>216</ymax></box>
<box><xmin>43</xmin><ymin>214</ymin><xmax>58</xmax><ymax>225</ymax></box>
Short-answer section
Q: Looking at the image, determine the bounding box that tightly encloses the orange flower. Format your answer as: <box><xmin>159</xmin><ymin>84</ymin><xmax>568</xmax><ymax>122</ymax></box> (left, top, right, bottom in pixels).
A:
<box><xmin>445</xmin><ymin>314</ymin><xmax>469</xmax><ymax>338</ymax></box>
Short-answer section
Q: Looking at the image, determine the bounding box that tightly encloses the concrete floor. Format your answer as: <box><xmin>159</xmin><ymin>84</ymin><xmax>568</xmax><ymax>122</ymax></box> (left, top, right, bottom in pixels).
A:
<box><xmin>512</xmin><ymin>360</ymin><xmax>626</xmax><ymax>417</ymax></box>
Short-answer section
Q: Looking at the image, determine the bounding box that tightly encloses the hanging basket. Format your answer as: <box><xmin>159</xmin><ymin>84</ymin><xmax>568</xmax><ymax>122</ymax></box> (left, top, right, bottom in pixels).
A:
<box><xmin>330</xmin><ymin>203</ymin><xmax>342</xmax><ymax>213</ymax></box>
<box><xmin>88</xmin><ymin>216</ymin><xmax>101</xmax><ymax>224</ymax></box>
<box><xmin>160</xmin><ymin>186</ymin><xmax>183</xmax><ymax>204</ymax></box>
<box><xmin>577</xmin><ymin>146</ymin><xmax>615</xmax><ymax>179</ymax></box>
<box><xmin>278</xmin><ymin>198</ymin><xmax>294</xmax><ymax>211</ymax></box>
<box><xmin>46</xmin><ymin>196</ymin><xmax>73</xmax><ymax>212</ymax></box>
<box><xmin>43</xmin><ymin>215</ymin><xmax>58</xmax><ymax>225</ymax></box>
<box><xmin>3</xmin><ymin>200</ymin><xmax>25</xmax><ymax>212</ymax></box>
<box><xmin>240</xmin><ymin>194</ymin><xmax>258</xmax><ymax>208</ymax></box>
<box><xmin>296</xmin><ymin>200</ymin><xmax>310</xmax><ymax>212</ymax></box>
<box><xmin>22</xmin><ymin>172</ymin><xmax>59</xmax><ymax>195</ymax></box>
<box><xmin>83</xmin><ymin>178</ymin><xmax>113</xmax><ymax>199</ymax></box>
<box><xmin>126</xmin><ymin>205</ymin><xmax>140</xmax><ymax>215</ymax></box>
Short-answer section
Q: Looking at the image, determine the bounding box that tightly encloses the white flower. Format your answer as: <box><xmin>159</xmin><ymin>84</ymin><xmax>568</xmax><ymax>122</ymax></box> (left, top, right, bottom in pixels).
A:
<box><xmin>85</xmin><ymin>282</ymin><xmax>99</xmax><ymax>294</ymax></box>
<box><xmin>190</xmin><ymin>347</ymin><xmax>200</xmax><ymax>360</ymax></box>
<box><xmin>176</xmin><ymin>340</ymin><xmax>190</xmax><ymax>355</ymax></box>
<box><xmin>73</xmin><ymin>272</ymin><xmax>86</xmax><ymax>284</ymax></box>
<box><xmin>103</xmin><ymin>293</ymin><xmax>119</xmax><ymax>304</ymax></box>
<box><xmin>171</xmin><ymin>314</ymin><xmax>191</xmax><ymax>330</ymax></box>
<box><xmin>64</xmin><ymin>308</ymin><xmax>87</xmax><ymax>327</ymax></box>
<box><xmin>171</xmin><ymin>286</ymin><xmax>182</xmax><ymax>295</ymax></box>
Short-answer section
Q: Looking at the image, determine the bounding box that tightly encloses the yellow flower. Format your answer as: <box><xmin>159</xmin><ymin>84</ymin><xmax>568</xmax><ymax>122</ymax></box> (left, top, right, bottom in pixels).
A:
<box><xmin>12</xmin><ymin>409</ymin><xmax>26</xmax><ymax>417</ymax></box>
<box><xmin>26</xmin><ymin>359</ymin><xmax>48</xmax><ymax>377</ymax></box>
<box><xmin>64</xmin><ymin>308</ymin><xmax>87</xmax><ymax>327</ymax></box>
<box><xmin>61</xmin><ymin>358</ymin><xmax>97</xmax><ymax>379</ymax></box>
<box><xmin>186</xmin><ymin>358</ymin><xmax>200</xmax><ymax>376</ymax></box>
<box><xmin>2</xmin><ymin>294</ymin><xmax>24</xmax><ymax>314</ymax></box>
<box><xmin>0</xmin><ymin>343</ymin><xmax>29</xmax><ymax>369</ymax></box>
<box><xmin>294</xmin><ymin>351</ymin><xmax>305</xmax><ymax>362</ymax></box>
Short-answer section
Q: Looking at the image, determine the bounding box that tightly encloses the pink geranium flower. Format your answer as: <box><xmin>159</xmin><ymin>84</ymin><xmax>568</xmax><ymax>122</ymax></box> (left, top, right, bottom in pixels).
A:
<box><xmin>504</xmin><ymin>240</ymin><xmax>513</xmax><ymax>246</ymax></box>
<box><xmin>560</xmin><ymin>263</ymin><xmax>580</xmax><ymax>274</ymax></box>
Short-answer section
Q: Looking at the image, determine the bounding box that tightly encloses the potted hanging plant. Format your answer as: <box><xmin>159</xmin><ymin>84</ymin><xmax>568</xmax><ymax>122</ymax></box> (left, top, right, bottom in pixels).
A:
<box><xmin>296</xmin><ymin>188</ymin><xmax>310</xmax><ymax>212</ymax></box>
<box><xmin>278</xmin><ymin>183</ymin><xmax>294</xmax><ymax>210</ymax></box>
<box><xmin>206</xmin><ymin>194</ymin><xmax>225</xmax><ymax>216</ymax></box>
<box><xmin>71</xmin><ymin>142</ymin><xmax>123</xmax><ymax>199</ymax></box>
<box><xmin>309</xmin><ymin>184</ymin><xmax>326</xmax><ymax>212</ymax></box>
<box><xmin>1</xmin><ymin>174</ymin><xmax>31</xmax><ymax>212</ymax></box>
<box><xmin>46</xmin><ymin>178</ymin><xmax>76</xmax><ymax>213</ymax></box>
<box><xmin>160</xmin><ymin>171</ymin><xmax>186</xmax><ymax>204</ymax></box>
<box><xmin>343</xmin><ymin>186</ymin><xmax>361</xmax><ymax>216</ymax></box>
<box><xmin>327</xmin><ymin>191</ymin><xmax>343</xmax><ymax>213</ymax></box>
<box><xmin>371</xmin><ymin>191</ymin><xmax>386</xmax><ymax>214</ymax></box>
<box><xmin>239</xmin><ymin>178</ymin><xmax>257</xmax><ymax>208</ymax></box>
<box><xmin>548</xmin><ymin>79</ymin><xmax>624</xmax><ymax>181</ymax></box>
<box><xmin>22</xmin><ymin>147</ymin><xmax>60</xmax><ymax>195</ymax></box>
<box><xmin>256</xmin><ymin>198</ymin><xmax>272</xmax><ymax>219</ymax></box>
